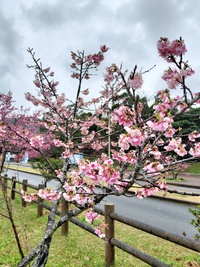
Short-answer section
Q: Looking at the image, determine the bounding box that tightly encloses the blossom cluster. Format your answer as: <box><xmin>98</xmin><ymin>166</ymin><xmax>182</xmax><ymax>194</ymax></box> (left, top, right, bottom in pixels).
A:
<box><xmin>104</xmin><ymin>63</ymin><xmax>143</xmax><ymax>90</ymax></box>
<box><xmin>157</xmin><ymin>37</ymin><xmax>195</xmax><ymax>90</ymax></box>
<box><xmin>78</xmin><ymin>158</ymin><xmax>121</xmax><ymax>187</ymax></box>
<box><xmin>127</xmin><ymin>72</ymin><xmax>143</xmax><ymax>89</ymax></box>
<box><xmin>70</xmin><ymin>45</ymin><xmax>109</xmax><ymax>80</ymax></box>
<box><xmin>21</xmin><ymin>190</ymin><xmax>37</xmax><ymax>202</ymax></box>
<box><xmin>134</xmin><ymin>182</ymin><xmax>167</xmax><ymax>199</ymax></box>
<box><xmin>62</xmin><ymin>179</ymin><xmax>94</xmax><ymax>206</ymax></box>
<box><xmin>85</xmin><ymin>210</ymin><xmax>99</xmax><ymax>224</ymax></box>
<box><xmin>118</xmin><ymin>127</ymin><xmax>145</xmax><ymax>150</ymax></box>
<box><xmin>38</xmin><ymin>189</ymin><xmax>61</xmax><ymax>201</ymax></box>
<box><xmin>85</xmin><ymin>210</ymin><xmax>105</xmax><ymax>238</ymax></box>
<box><xmin>111</xmin><ymin>105</ymin><xmax>136</xmax><ymax>127</ymax></box>
<box><xmin>162</xmin><ymin>67</ymin><xmax>195</xmax><ymax>89</ymax></box>
<box><xmin>157</xmin><ymin>37</ymin><xmax>187</xmax><ymax>61</ymax></box>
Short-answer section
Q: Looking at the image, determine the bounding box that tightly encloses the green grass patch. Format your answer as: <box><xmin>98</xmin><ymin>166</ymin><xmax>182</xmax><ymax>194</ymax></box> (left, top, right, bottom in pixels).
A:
<box><xmin>166</xmin><ymin>177</ymin><xmax>185</xmax><ymax>181</ymax></box>
<box><xmin>185</xmin><ymin>162</ymin><xmax>200</xmax><ymax>174</ymax></box>
<box><xmin>3</xmin><ymin>164</ymin><xmax>41</xmax><ymax>174</ymax></box>
<box><xmin>0</xmin><ymin>192</ymin><xmax>199</xmax><ymax>267</ymax></box>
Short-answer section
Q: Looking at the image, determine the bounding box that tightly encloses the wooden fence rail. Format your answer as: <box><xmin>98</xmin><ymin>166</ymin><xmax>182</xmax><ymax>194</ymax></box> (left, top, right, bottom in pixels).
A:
<box><xmin>2</xmin><ymin>175</ymin><xmax>200</xmax><ymax>266</ymax></box>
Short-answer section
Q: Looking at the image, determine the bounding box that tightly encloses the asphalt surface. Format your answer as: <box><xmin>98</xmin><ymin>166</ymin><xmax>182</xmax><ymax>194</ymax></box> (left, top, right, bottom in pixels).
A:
<box><xmin>167</xmin><ymin>173</ymin><xmax>200</xmax><ymax>189</ymax></box>
<box><xmin>5</xmin><ymin>168</ymin><xmax>199</xmax><ymax>239</ymax></box>
<box><xmin>4</xmin><ymin>163</ymin><xmax>200</xmax><ymax>208</ymax></box>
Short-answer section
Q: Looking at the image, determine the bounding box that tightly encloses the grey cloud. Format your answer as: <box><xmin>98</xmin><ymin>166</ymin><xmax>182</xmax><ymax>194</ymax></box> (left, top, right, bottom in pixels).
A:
<box><xmin>23</xmin><ymin>0</ymin><xmax>109</xmax><ymax>30</ymax></box>
<box><xmin>116</xmin><ymin>0</ymin><xmax>178</xmax><ymax>42</ymax></box>
<box><xmin>0</xmin><ymin>14</ymin><xmax>22</xmax><ymax>55</ymax></box>
<box><xmin>105</xmin><ymin>0</ymin><xmax>200</xmax><ymax>70</ymax></box>
<box><xmin>116</xmin><ymin>0</ymin><xmax>200</xmax><ymax>43</ymax></box>
<box><xmin>0</xmin><ymin>9</ymin><xmax>24</xmax><ymax>88</ymax></box>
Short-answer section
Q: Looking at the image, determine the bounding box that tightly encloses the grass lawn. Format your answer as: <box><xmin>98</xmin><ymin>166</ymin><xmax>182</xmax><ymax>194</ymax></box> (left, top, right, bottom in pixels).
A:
<box><xmin>1</xmin><ymin>162</ymin><xmax>200</xmax><ymax>266</ymax></box>
<box><xmin>185</xmin><ymin>162</ymin><xmax>200</xmax><ymax>174</ymax></box>
<box><xmin>3</xmin><ymin>163</ymin><xmax>41</xmax><ymax>175</ymax></box>
<box><xmin>0</xmin><ymin>188</ymin><xmax>200</xmax><ymax>267</ymax></box>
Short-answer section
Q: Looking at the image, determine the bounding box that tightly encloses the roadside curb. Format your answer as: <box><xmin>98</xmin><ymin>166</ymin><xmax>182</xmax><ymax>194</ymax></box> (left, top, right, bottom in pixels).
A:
<box><xmin>126</xmin><ymin>189</ymin><xmax>200</xmax><ymax>206</ymax></box>
<box><xmin>150</xmin><ymin>195</ymin><xmax>200</xmax><ymax>206</ymax></box>
<box><xmin>167</xmin><ymin>182</ymin><xmax>200</xmax><ymax>189</ymax></box>
<box><xmin>3</xmin><ymin>166</ymin><xmax>42</xmax><ymax>176</ymax></box>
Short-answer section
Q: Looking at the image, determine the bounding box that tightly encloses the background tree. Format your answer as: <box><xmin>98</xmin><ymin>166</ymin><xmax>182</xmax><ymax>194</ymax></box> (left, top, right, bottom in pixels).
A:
<box><xmin>172</xmin><ymin>107</ymin><xmax>200</xmax><ymax>135</ymax></box>
<box><xmin>0</xmin><ymin>92</ymin><xmax>35</xmax><ymax>260</ymax></box>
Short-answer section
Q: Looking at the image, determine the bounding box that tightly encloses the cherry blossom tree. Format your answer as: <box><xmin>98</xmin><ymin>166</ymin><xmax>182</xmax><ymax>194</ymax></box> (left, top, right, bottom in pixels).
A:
<box><xmin>0</xmin><ymin>91</ymin><xmax>60</xmax><ymax>260</ymax></box>
<box><xmin>1</xmin><ymin>37</ymin><xmax>200</xmax><ymax>266</ymax></box>
<box><xmin>0</xmin><ymin>92</ymin><xmax>36</xmax><ymax>260</ymax></box>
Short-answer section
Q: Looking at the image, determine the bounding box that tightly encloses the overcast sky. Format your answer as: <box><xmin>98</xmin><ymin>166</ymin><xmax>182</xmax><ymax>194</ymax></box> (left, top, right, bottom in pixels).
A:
<box><xmin>1</xmin><ymin>0</ymin><xmax>200</xmax><ymax>109</ymax></box>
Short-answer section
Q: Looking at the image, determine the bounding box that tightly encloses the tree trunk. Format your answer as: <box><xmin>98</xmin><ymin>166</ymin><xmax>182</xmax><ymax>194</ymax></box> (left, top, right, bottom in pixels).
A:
<box><xmin>32</xmin><ymin>236</ymin><xmax>52</xmax><ymax>267</ymax></box>
<box><xmin>17</xmin><ymin>205</ymin><xmax>83</xmax><ymax>267</ymax></box>
<box><xmin>0</xmin><ymin>151</ymin><xmax>25</xmax><ymax>259</ymax></box>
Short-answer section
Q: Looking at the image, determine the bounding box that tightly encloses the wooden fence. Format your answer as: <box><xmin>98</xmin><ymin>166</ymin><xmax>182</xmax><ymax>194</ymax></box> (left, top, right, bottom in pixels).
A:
<box><xmin>2</xmin><ymin>175</ymin><xmax>200</xmax><ymax>267</ymax></box>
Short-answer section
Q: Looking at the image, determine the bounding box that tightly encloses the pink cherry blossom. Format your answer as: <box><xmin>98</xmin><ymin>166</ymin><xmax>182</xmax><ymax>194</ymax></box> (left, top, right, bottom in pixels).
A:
<box><xmin>124</xmin><ymin>127</ymin><xmax>145</xmax><ymax>146</ymax></box>
<box><xmin>189</xmin><ymin>143</ymin><xmax>200</xmax><ymax>157</ymax></box>
<box><xmin>43</xmin><ymin>67</ymin><xmax>50</xmax><ymax>73</ymax></box>
<box><xmin>128</xmin><ymin>73</ymin><xmax>143</xmax><ymax>89</ymax></box>
<box><xmin>82</xmin><ymin>89</ymin><xmax>89</xmax><ymax>95</ymax></box>
<box><xmin>55</xmin><ymin>170</ymin><xmax>63</xmax><ymax>179</ymax></box>
<box><xmin>146</xmin><ymin>120</ymin><xmax>169</xmax><ymax>132</ymax></box>
<box><xmin>118</xmin><ymin>134</ymin><xmax>131</xmax><ymax>150</ymax></box>
<box><xmin>158</xmin><ymin>181</ymin><xmax>168</xmax><ymax>190</ymax></box>
<box><xmin>149</xmin><ymin>148</ymin><xmax>161</xmax><ymax>159</ymax></box>
<box><xmin>85</xmin><ymin>210</ymin><xmax>99</xmax><ymax>224</ymax></box>
<box><xmin>21</xmin><ymin>190</ymin><xmax>37</xmax><ymax>202</ymax></box>
<box><xmin>104</xmin><ymin>159</ymin><xmax>113</xmax><ymax>165</ymax></box>
<box><xmin>174</xmin><ymin>144</ymin><xmax>187</xmax><ymax>157</ymax></box>
<box><xmin>112</xmin><ymin>150</ymin><xmax>137</xmax><ymax>165</ymax></box>
<box><xmin>94</xmin><ymin>228</ymin><xmax>105</xmax><ymax>238</ymax></box>
<box><xmin>165</xmin><ymin>127</ymin><xmax>176</xmax><ymax>138</ymax></box>
<box><xmin>157</xmin><ymin>37</ymin><xmax>171</xmax><ymax>58</ymax></box>
<box><xmin>81</xmin><ymin>127</ymin><xmax>89</xmax><ymax>135</ymax></box>
<box><xmin>164</xmin><ymin>138</ymin><xmax>181</xmax><ymax>151</ymax></box>
<box><xmin>38</xmin><ymin>189</ymin><xmax>61</xmax><ymax>201</ymax></box>
<box><xmin>53</xmin><ymin>139</ymin><xmax>66</xmax><ymax>147</ymax></box>
<box><xmin>30</xmin><ymin>135</ymin><xmax>44</xmax><ymax>148</ymax></box>
<box><xmin>189</xmin><ymin>131</ymin><xmax>200</xmax><ymax>142</ymax></box>
<box><xmin>162</xmin><ymin>68</ymin><xmax>181</xmax><ymax>89</ymax></box>
<box><xmin>144</xmin><ymin>162</ymin><xmax>164</xmax><ymax>175</ymax></box>
<box><xmin>170</xmin><ymin>39</ymin><xmax>187</xmax><ymax>56</ymax></box>
<box><xmin>111</xmin><ymin>106</ymin><xmax>135</xmax><ymax>127</ymax></box>
<box><xmin>134</xmin><ymin>187</ymin><xmax>159</xmax><ymax>199</ymax></box>
<box><xmin>100</xmin><ymin>45</ymin><xmax>109</xmax><ymax>53</ymax></box>
<box><xmin>157</xmin><ymin>37</ymin><xmax>187</xmax><ymax>61</ymax></box>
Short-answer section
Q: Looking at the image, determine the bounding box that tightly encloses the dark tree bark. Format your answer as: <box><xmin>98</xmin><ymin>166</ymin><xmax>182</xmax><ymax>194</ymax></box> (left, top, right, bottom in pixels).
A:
<box><xmin>18</xmin><ymin>201</ymin><xmax>83</xmax><ymax>267</ymax></box>
<box><xmin>0</xmin><ymin>150</ymin><xmax>25</xmax><ymax>259</ymax></box>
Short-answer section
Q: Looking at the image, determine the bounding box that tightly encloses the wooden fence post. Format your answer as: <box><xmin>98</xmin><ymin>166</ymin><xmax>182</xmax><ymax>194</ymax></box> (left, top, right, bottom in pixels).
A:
<box><xmin>105</xmin><ymin>203</ymin><xmax>115</xmax><ymax>267</ymax></box>
<box><xmin>11</xmin><ymin>176</ymin><xmax>16</xmax><ymax>200</ymax></box>
<box><xmin>61</xmin><ymin>195</ymin><xmax>69</xmax><ymax>236</ymax></box>
<box><xmin>21</xmin><ymin>179</ymin><xmax>28</xmax><ymax>207</ymax></box>
<box><xmin>37</xmin><ymin>184</ymin><xmax>45</xmax><ymax>217</ymax></box>
<box><xmin>3</xmin><ymin>174</ymin><xmax>8</xmax><ymax>194</ymax></box>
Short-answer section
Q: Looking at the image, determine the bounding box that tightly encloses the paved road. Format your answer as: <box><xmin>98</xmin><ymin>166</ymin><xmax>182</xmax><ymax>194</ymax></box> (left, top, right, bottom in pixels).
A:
<box><xmin>97</xmin><ymin>194</ymin><xmax>197</xmax><ymax>239</ymax></box>
<box><xmin>5</xmin><ymin>169</ymin><xmax>199</xmax><ymax>239</ymax></box>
